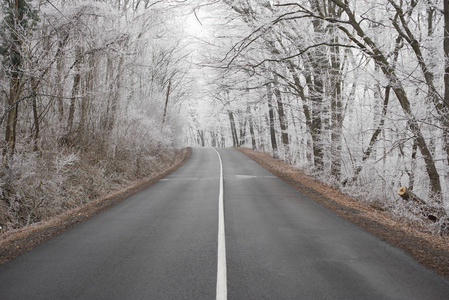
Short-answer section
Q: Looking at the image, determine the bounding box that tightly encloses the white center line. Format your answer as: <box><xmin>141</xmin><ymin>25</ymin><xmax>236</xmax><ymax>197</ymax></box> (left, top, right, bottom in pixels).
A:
<box><xmin>213</xmin><ymin>148</ymin><xmax>227</xmax><ymax>300</ymax></box>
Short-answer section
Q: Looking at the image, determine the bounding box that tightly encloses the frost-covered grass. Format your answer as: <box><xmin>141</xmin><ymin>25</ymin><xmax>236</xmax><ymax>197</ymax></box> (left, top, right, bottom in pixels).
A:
<box><xmin>0</xmin><ymin>143</ymin><xmax>178</xmax><ymax>232</ymax></box>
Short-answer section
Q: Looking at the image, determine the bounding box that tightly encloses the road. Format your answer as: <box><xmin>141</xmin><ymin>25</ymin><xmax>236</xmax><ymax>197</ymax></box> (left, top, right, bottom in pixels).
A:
<box><xmin>1</xmin><ymin>147</ymin><xmax>449</xmax><ymax>299</ymax></box>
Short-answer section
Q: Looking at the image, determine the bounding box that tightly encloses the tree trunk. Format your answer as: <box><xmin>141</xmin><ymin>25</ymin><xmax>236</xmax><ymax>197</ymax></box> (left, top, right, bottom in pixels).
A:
<box><xmin>329</xmin><ymin>28</ymin><xmax>344</xmax><ymax>180</ymax></box>
<box><xmin>55</xmin><ymin>33</ymin><xmax>69</xmax><ymax>123</ymax></box>
<box><xmin>211</xmin><ymin>131</ymin><xmax>217</xmax><ymax>147</ymax></box>
<box><xmin>162</xmin><ymin>80</ymin><xmax>171</xmax><ymax>125</ymax></box>
<box><xmin>31</xmin><ymin>90</ymin><xmax>39</xmax><ymax>152</ymax></box>
<box><xmin>273</xmin><ymin>77</ymin><xmax>289</xmax><ymax>155</ymax></box>
<box><xmin>444</xmin><ymin>0</ymin><xmax>449</xmax><ymax>168</ymax></box>
<box><xmin>66</xmin><ymin>46</ymin><xmax>82</xmax><ymax>135</ymax></box>
<box><xmin>57</xmin><ymin>51</ymin><xmax>65</xmax><ymax>122</ymax></box>
<box><xmin>248</xmin><ymin>106</ymin><xmax>256</xmax><ymax>150</ymax></box>
<box><xmin>228</xmin><ymin>110</ymin><xmax>238</xmax><ymax>147</ymax></box>
<box><xmin>445</xmin><ymin>0</ymin><xmax>449</xmax><ymax>108</ymax></box>
<box><xmin>4</xmin><ymin>76</ymin><xmax>20</xmax><ymax>157</ymax></box>
<box><xmin>3</xmin><ymin>0</ymin><xmax>25</xmax><ymax>159</ymax></box>
<box><xmin>267</xmin><ymin>92</ymin><xmax>278</xmax><ymax>158</ymax></box>
<box><xmin>305</xmin><ymin>64</ymin><xmax>324</xmax><ymax>172</ymax></box>
<box><xmin>197</xmin><ymin>130</ymin><xmax>205</xmax><ymax>147</ymax></box>
<box><xmin>409</xmin><ymin>139</ymin><xmax>418</xmax><ymax>191</ymax></box>
<box><xmin>239</xmin><ymin>114</ymin><xmax>247</xmax><ymax>146</ymax></box>
<box><xmin>107</xmin><ymin>56</ymin><xmax>124</xmax><ymax>133</ymax></box>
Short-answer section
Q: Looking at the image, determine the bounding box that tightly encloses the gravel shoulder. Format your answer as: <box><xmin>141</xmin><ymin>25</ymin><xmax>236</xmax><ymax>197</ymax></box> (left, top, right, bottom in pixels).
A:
<box><xmin>0</xmin><ymin>147</ymin><xmax>191</xmax><ymax>265</ymax></box>
<box><xmin>236</xmin><ymin>147</ymin><xmax>449</xmax><ymax>279</ymax></box>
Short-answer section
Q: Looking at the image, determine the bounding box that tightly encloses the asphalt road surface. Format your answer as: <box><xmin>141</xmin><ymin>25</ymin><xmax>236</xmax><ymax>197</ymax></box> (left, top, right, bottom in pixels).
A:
<box><xmin>1</xmin><ymin>147</ymin><xmax>449</xmax><ymax>299</ymax></box>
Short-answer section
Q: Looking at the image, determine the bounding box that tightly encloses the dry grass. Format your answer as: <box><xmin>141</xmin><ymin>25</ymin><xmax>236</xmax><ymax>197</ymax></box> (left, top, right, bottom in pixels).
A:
<box><xmin>236</xmin><ymin>147</ymin><xmax>449</xmax><ymax>279</ymax></box>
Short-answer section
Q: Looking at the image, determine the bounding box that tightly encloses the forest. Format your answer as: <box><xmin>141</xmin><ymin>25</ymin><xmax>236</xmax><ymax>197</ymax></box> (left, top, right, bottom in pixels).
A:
<box><xmin>0</xmin><ymin>0</ymin><xmax>193</xmax><ymax>230</ymax></box>
<box><xmin>186</xmin><ymin>0</ymin><xmax>449</xmax><ymax>233</ymax></box>
<box><xmin>1</xmin><ymin>0</ymin><xmax>449</xmax><ymax>234</ymax></box>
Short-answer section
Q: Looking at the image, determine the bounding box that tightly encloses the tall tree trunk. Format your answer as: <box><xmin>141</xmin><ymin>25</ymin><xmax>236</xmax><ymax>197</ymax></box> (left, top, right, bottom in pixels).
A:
<box><xmin>239</xmin><ymin>113</ymin><xmax>247</xmax><ymax>146</ymax></box>
<box><xmin>211</xmin><ymin>131</ymin><xmax>217</xmax><ymax>147</ymax></box>
<box><xmin>162</xmin><ymin>80</ymin><xmax>171</xmax><ymax>125</ymax></box>
<box><xmin>31</xmin><ymin>78</ymin><xmax>39</xmax><ymax>152</ymax></box>
<box><xmin>197</xmin><ymin>130</ymin><xmax>205</xmax><ymax>147</ymax></box>
<box><xmin>444</xmin><ymin>0</ymin><xmax>449</xmax><ymax>169</ymax></box>
<box><xmin>308</xmin><ymin>0</ymin><xmax>327</xmax><ymax>172</ymax></box>
<box><xmin>4</xmin><ymin>76</ymin><xmax>20</xmax><ymax>157</ymax></box>
<box><xmin>305</xmin><ymin>62</ymin><xmax>324</xmax><ymax>172</ymax></box>
<box><xmin>248</xmin><ymin>106</ymin><xmax>256</xmax><ymax>150</ymax></box>
<box><xmin>267</xmin><ymin>91</ymin><xmax>278</xmax><ymax>158</ymax></box>
<box><xmin>409</xmin><ymin>139</ymin><xmax>418</xmax><ymax>191</ymax></box>
<box><xmin>264</xmin><ymin>40</ymin><xmax>289</xmax><ymax>155</ymax></box>
<box><xmin>54</xmin><ymin>32</ymin><xmax>69</xmax><ymax>123</ymax></box>
<box><xmin>273</xmin><ymin>76</ymin><xmax>289</xmax><ymax>157</ymax></box>
<box><xmin>445</xmin><ymin>0</ymin><xmax>449</xmax><ymax>107</ymax></box>
<box><xmin>330</xmin><ymin>33</ymin><xmax>343</xmax><ymax>180</ymax></box>
<box><xmin>107</xmin><ymin>56</ymin><xmax>124</xmax><ymax>133</ymax></box>
<box><xmin>66</xmin><ymin>46</ymin><xmax>82</xmax><ymax>135</ymax></box>
<box><xmin>228</xmin><ymin>110</ymin><xmax>238</xmax><ymax>147</ymax></box>
<box><xmin>3</xmin><ymin>0</ymin><xmax>25</xmax><ymax>159</ymax></box>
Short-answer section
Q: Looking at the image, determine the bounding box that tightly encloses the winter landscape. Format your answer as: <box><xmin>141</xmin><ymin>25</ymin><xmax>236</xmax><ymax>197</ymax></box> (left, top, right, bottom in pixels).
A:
<box><xmin>1</xmin><ymin>1</ymin><xmax>449</xmax><ymax>299</ymax></box>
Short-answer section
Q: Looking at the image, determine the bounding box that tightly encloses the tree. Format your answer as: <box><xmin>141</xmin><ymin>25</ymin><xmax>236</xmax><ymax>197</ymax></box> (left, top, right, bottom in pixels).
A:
<box><xmin>0</xmin><ymin>0</ymin><xmax>193</xmax><ymax>230</ymax></box>
<box><xmin>0</xmin><ymin>0</ymin><xmax>38</xmax><ymax>160</ymax></box>
<box><xmin>189</xmin><ymin>0</ymin><xmax>449</xmax><ymax>227</ymax></box>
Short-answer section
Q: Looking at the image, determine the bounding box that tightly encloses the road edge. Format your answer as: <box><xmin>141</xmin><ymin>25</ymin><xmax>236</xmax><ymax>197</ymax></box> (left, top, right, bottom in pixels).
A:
<box><xmin>0</xmin><ymin>147</ymin><xmax>192</xmax><ymax>266</ymax></box>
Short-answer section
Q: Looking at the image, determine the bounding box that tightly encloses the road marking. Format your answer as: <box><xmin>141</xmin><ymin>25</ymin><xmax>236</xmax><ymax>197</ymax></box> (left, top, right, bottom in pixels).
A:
<box><xmin>234</xmin><ymin>175</ymin><xmax>276</xmax><ymax>179</ymax></box>
<box><xmin>159</xmin><ymin>177</ymin><xmax>211</xmax><ymax>181</ymax></box>
<box><xmin>213</xmin><ymin>148</ymin><xmax>227</xmax><ymax>300</ymax></box>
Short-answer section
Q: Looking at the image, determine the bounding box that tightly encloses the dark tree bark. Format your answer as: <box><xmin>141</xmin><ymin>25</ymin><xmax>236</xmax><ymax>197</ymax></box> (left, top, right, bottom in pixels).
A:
<box><xmin>443</xmin><ymin>0</ymin><xmax>449</xmax><ymax>167</ymax></box>
<box><xmin>228</xmin><ymin>110</ymin><xmax>238</xmax><ymax>147</ymax></box>
<box><xmin>267</xmin><ymin>92</ymin><xmax>279</xmax><ymax>158</ymax></box>
<box><xmin>248</xmin><ymin>106</ymin><xmax>257</xmax><ymax>150</ymax></box>
<box><xmin>273</xmin><ymin>76</ymin><xmax>289</xmax><ymax>154</ymax></box>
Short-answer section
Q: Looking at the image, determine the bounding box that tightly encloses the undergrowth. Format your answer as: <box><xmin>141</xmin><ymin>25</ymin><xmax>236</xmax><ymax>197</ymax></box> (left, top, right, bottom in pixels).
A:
<box><xmin>0</xmin><ymin>144</ymin><xmax>178</xmax><ymax>232</ymax></box>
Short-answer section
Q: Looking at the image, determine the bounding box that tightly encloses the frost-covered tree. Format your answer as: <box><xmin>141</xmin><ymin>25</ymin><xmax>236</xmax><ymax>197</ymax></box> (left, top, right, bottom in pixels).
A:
<box><xmin>0</xmin><ymin>0</ymin><xmax>38</xmax><ymax>159</ymax></box>
<box><xmin>0</xmin><ymin>0</ymin><xmax>193</xmax><ymax>230</ymax></box>
<box><xmin>187</xmin><ymin>0</ymin><xmax>449</xmax><ymax>231</ymax></box>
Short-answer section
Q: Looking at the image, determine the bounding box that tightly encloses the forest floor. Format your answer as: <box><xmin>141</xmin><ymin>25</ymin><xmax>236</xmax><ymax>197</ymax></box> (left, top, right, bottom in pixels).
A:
<box><xmin>236</xmin><ymin>147</ymin><xmax>449</xmax><ymax>279</ymax></box>
<box><xmin>0</xmin><ymin>147</ymin><xmax>192</xmax><ymax>266</ymax></box>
